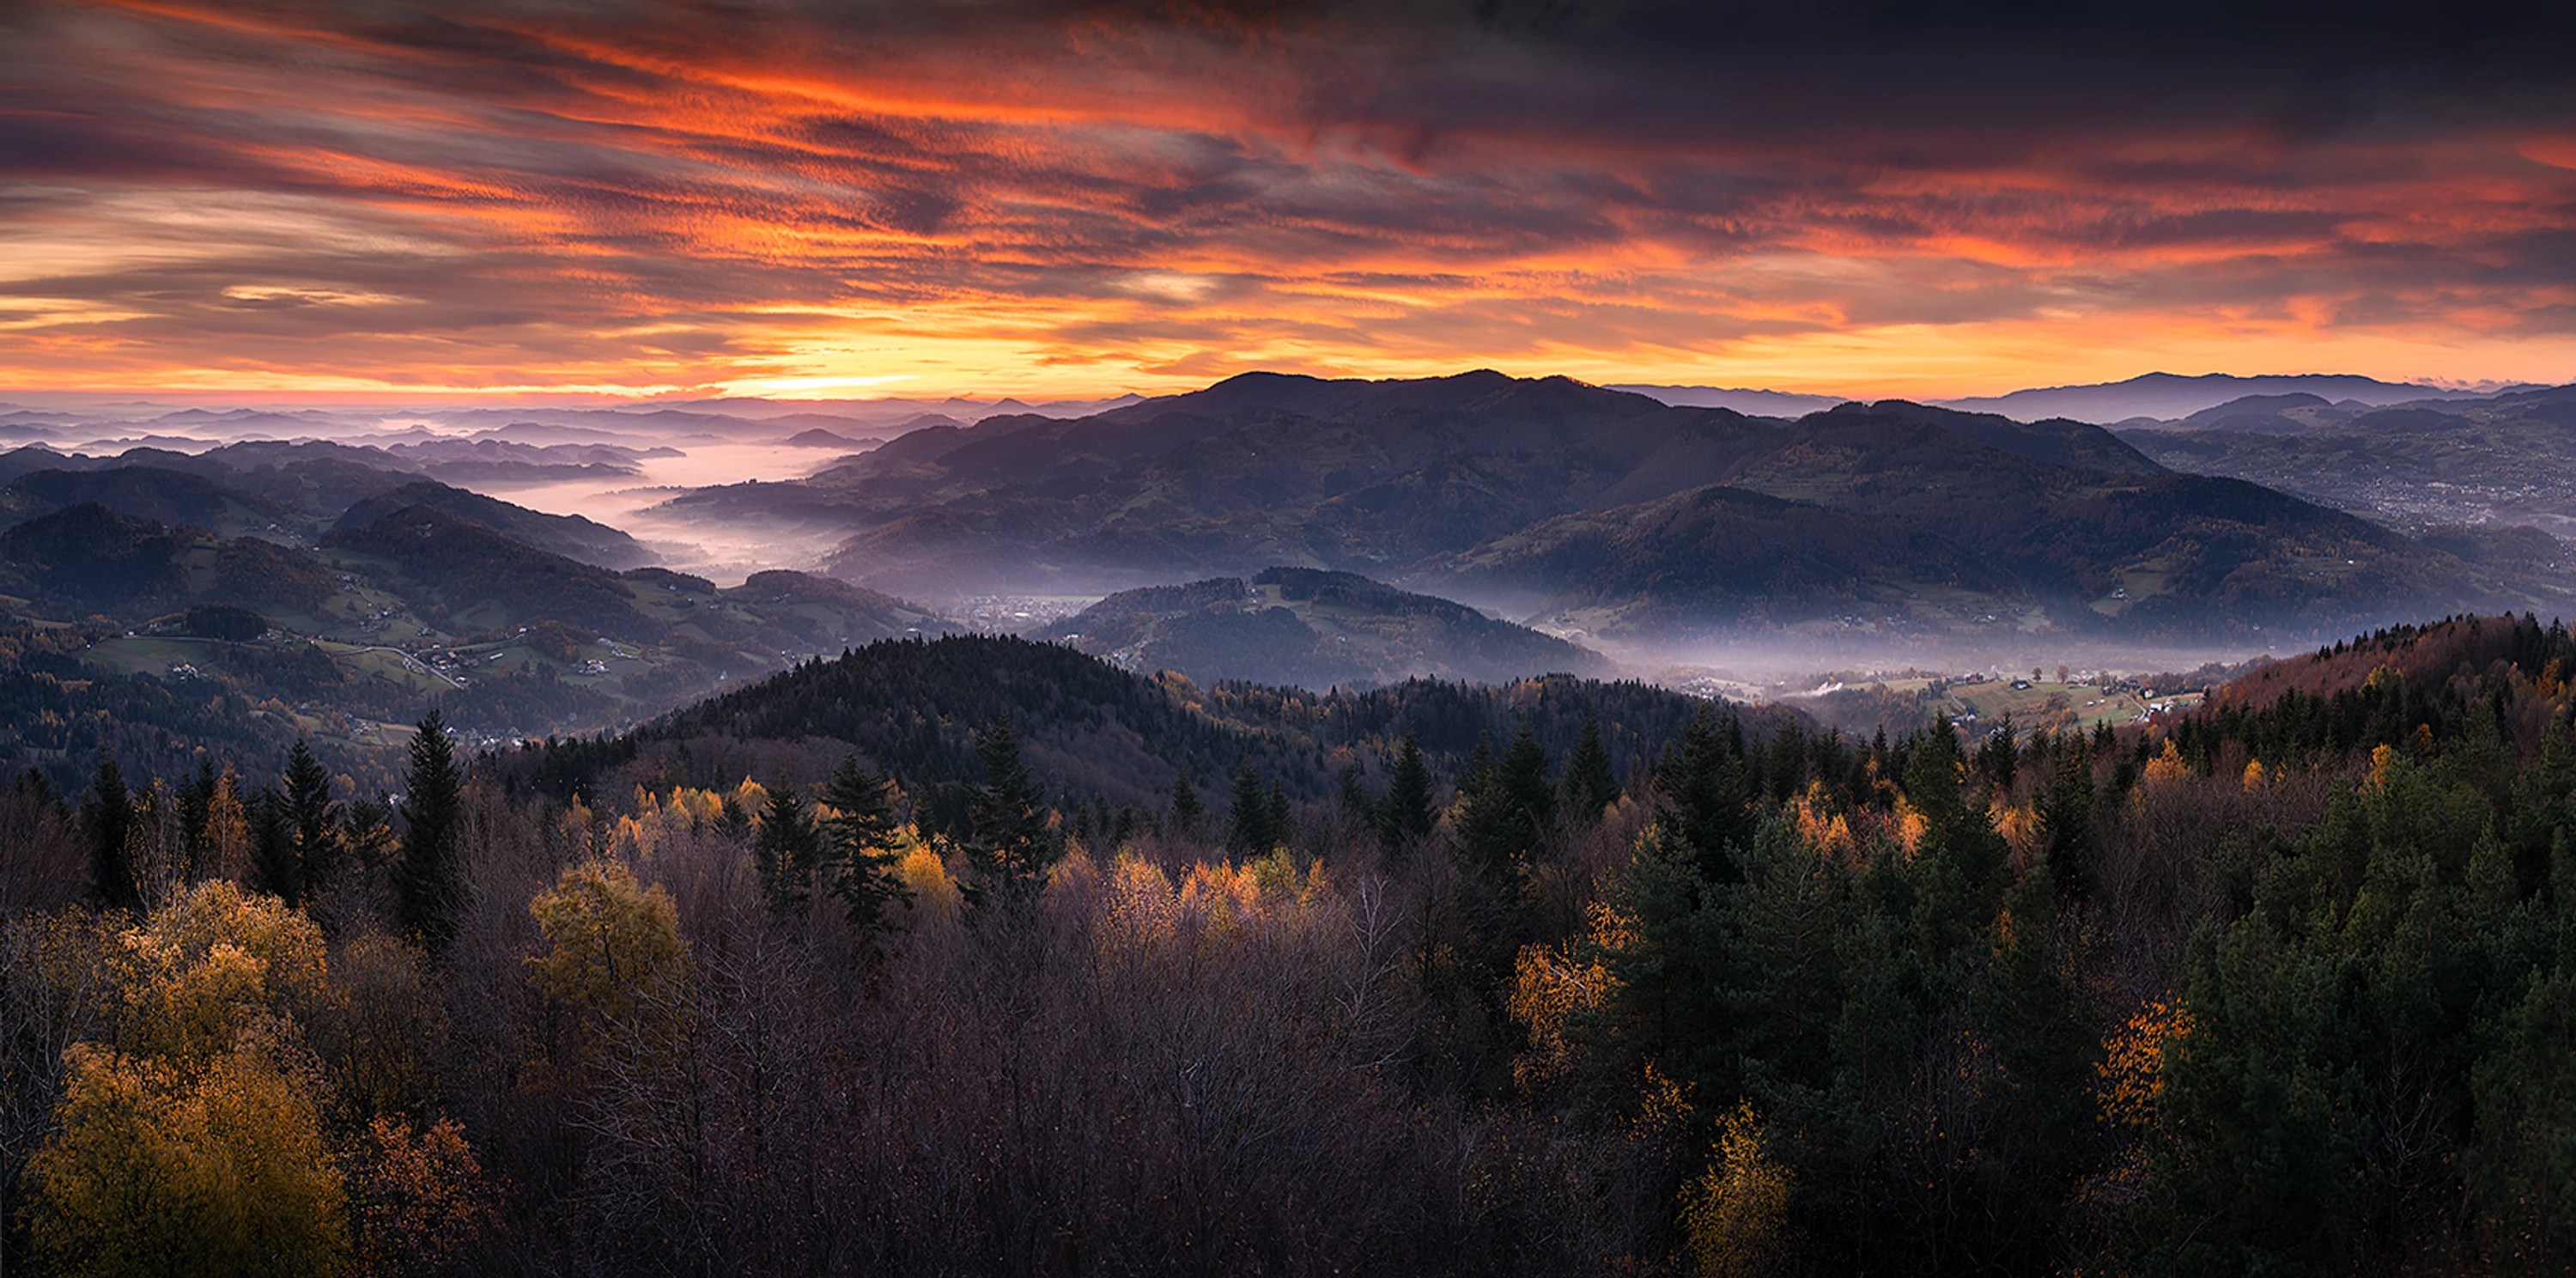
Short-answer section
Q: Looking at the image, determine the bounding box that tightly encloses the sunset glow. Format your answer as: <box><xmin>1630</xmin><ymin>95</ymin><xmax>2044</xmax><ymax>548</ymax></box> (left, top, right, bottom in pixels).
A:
<box><xmin>5</xmin><ymin>1</ymin><xmax>2573</xmax><ymax>399</ymax></box>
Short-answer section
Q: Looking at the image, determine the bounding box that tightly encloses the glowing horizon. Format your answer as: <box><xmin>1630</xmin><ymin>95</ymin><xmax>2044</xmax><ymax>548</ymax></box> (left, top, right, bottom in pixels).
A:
<box><xmin>4</xmin><ymin>3</ymin><xmax>2573</xmax><ymax>402</ymax></box>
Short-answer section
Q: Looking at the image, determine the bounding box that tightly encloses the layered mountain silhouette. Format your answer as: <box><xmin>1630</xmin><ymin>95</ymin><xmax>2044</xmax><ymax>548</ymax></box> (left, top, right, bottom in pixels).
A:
<box><xmin>335</xmin><ymin>480</ymin><xmax>653</xmax><ymax>569</ymax></box>
<box><xmin>666</xmin><ymin>370</ymin><xmax>2561</xmax><ymax>641</ymax></box>
<box><xmin>2120</xmin><ymin>383</ymin><xmax>2576</xmax><ymax>543</ymax></box>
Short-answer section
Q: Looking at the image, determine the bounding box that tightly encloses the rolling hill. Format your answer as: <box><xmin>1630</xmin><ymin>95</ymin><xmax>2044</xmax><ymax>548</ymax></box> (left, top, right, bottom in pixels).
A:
<box><xmin>334</xmin><ymin>480</ymin><xmax>654</xmax><ymax>569</ymax></box>
<box><xmin>653</xmin><ymin>370</ymin><xmax>2545</xmax><ymax>643</ymax></box>
<box><xmin>1030</xmin><ymin>567</ymin><xmax>1610</xmax><ymax>689</ymax></box>
<box><xmin>2118</xmin><ymin>383</ymin><xmax>2576</xmax><ymax>541</ymax></box>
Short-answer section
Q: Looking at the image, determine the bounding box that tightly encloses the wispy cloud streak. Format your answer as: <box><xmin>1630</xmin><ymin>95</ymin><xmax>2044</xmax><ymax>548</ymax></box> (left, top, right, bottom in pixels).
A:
<box><xmin>2</xmin><ymin>0</ymin><xmax>2572</xmax><ymax>396</ymax></box>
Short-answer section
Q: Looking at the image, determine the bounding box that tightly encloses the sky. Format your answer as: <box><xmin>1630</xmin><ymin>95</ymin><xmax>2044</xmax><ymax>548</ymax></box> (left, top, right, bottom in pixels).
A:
<box><xmin>4</xmin><ymin>0</ymin><xmax>2574</xmax><ymax>402</ymax></box>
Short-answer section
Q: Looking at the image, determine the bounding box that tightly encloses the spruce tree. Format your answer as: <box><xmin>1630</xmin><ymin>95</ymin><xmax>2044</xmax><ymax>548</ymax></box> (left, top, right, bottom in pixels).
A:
<box><xmin>755</xmin><ymin>783</ymin><xmax>822</xmax><ymax>910</ymax></box>
<box><xmin>1169</xmin><ymin>769</ymin><xmax>1204</xmax><ymax>836</ymax></box>
<box><xmin>963</xmin><ymin>718</ymin><xmax>1056</xmax><ymax>915</ymax></box>
<box><xmin>283</xmin><ymin>739</ymin><xmax>340</xmax><ymax>901</ymax></box>
<box><xmin>1653</xmin><ymin>709</ymin><xmax>1753</xmax><ymax>885</ymax></box>
<box><xmin>395</xmin><ymin>710</ymin><xmax>464</xmax><ymax>947</ymax></box>
<box><xmin>1380</xmin><ymin>733</ymin><xmax>1436</xmax><ymax>856</ymax></box>
<box><xmin>1227</xmin><ymin>760</ymin><xmax>1273</xmax><ymax>854</ymax></box>
<box><xmin>179</xmin><ymin>758</ymin><xmax>218</xmax><ymax>881</ymax></box>
<box><xmin>821</xmin><ymin>754</ymin><xmax>912</xmax><ymax>940</ymax></box>
<box><xmin>250</xmin><ymin>786</ymin><xmax>295</xmax><ymax>902</ymax></box>
<box><xmin>1499</xmin><ymin>721</ymin><xmax>1556</xmax><ymax>830</ymax></box>
<box><xmin>1337</xmin><ymin>764</ymin><xmax>1380</xmax><ymax>831</ymax></box>
<box><xmin>1267</xmin><ymin>779</ymin><xmax>1292</xmax><ymax>852</ymax></box>
<box><xmin>1452</xmin><ymin>746</ymin><xmax>1525</xmax><ymax>880</ymax></box>
<box><xmin>1565</xmin><ymin>715</ymin><xmax>1619</xmax><ymax>820</ymax></box>
<box><xmin>80</xmin><ymin>753</ymin><xmax>136</xmax><ymax>911</ymax></box>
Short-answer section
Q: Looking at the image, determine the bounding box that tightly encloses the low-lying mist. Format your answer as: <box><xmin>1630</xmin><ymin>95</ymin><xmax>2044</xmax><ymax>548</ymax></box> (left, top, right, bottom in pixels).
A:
<box><xmin>483</xmin><ymin>442</ymin><xmax>855</xmax><ymax>586</ymax></box>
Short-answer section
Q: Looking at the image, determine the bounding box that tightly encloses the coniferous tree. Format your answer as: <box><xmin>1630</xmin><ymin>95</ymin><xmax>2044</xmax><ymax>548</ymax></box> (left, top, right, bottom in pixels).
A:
<box><xmin>1337</xmin><ymin>764</ymin><xmax>1379</xmax><ymax>831</ymax></box>
<box><xmin>2037</xmin><ymin>741</ymin><xmax>2095</xmax><ymax>898</ymax></box>
<box><xmin>1168</xmin><ymin>769</ymin><xmax>1204</xmax><ymax>836</ymax></box>
<box><xmin>81</xmin><ymin>753</ymin><xmax>136</xmax><ymax>911</ymax></box>
<box><xmin>1227</xmin><ymin>760</ymin><xmax>1274</xmax><ymax>854</ymax></box>
<box><xmin>249</xmin><ymin>786</ymin><xmax>295</xmax><ymax>903</ymax></box>
<box><xmin>179</xmin><ymin>758</ymin><xmax>218</xmax><ymax>881</ymax></box>
<box><xmin>395</xmin><ymin>710</ymin><xmax>463</xmax><ymax>947</ymax></box>
<box><xmin>1565</xmin><ymin>715</ymin><xmax>1619</xmax><ymax>820</ymax></box>
<box><xmin>283</xmin><ymin>739</ymin><xmax>340</xmax><ymax>902</ymax></box>
<box><xmin>1267</xmin><ymin>779</ymin><xmax>1292</xmax><ymax>851</ymax></box>
<box><xmin>963</xmin><ymin>718</ymin><xmax>1055</xmax><ymax>914</ymax></box>
<box><xmin>1976</xmin><ymin>715</ymin><xmax>2018</xmax><ymax>792</ymax></box>
<box><xmin>1380</xmin><ymin>732</ymin><xmax>1437</xmax><ymax>857</ymax></box>
<box><xmin>755</xmin><ymin>783</ymin><xmax>822</xmax><ymax>911</ymax></box>
<box><xmin>1654</xmin><ymin>709</ymin><xmax>1753</xmax><ymax>885</ymax></box>
<box><xmin>821</xmin><ymin>754</ymin><xmax>912</xmax><ymax>940</ymax></box>
<box><xmin>1501</xmin><ymin>722</ymin><xmax>1556</xmax><ymax>825</ymax></box>
<box><xmin>1452</xmin><ymin>745</ymin><xmax>1524</xmax><ymax>881</ymax></box>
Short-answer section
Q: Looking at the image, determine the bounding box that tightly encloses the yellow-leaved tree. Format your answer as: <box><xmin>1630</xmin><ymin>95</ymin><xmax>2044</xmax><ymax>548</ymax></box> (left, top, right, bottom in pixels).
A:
<box><xmin>1680</xmin><ymin>1102</ymin><xmax>1795</xmax><ymax>1278</ymax></box>
<box><xmin>526</xmin><ymin>858</ymin><xmax>692</xmax><ymax>1076</ymax></box>
<box><xmin>23</xmin><ymin>880</ymin><xmax>350</xmax><ymax>1277</ymax></box>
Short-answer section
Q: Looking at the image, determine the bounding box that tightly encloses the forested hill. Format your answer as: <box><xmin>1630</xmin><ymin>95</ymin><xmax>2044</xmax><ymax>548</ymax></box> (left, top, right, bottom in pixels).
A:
<box><xmin>545</xmin><ymin>633</ymin><xmax>1775</xmax><ymax>811</ymax></box>
<box><xmin>12</xmin><ymin>606</ymin><xmax>2576</xmax><ymax>1273</ymax></box>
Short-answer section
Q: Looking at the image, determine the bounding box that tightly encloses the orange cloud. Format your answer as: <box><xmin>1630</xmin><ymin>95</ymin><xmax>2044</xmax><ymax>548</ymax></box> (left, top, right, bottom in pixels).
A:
<box><xmin>2</xmin><ymin>1</ymin><xmax>2572</xmax><ymax>399</ymax></box>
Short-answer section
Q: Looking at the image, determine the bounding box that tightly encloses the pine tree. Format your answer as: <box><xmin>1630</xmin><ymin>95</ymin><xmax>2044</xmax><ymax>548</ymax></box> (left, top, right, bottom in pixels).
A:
<box><xmin>1654</xmin><ymin>709</ymin><xmax>1753</xmax><ymax>885</ymax></box>
<box><xmin>395</xmin><ymin>710</ymin><xmax>464</xmax><ymax>947</ymax></box>
<box><xmin>1169</xmin><ymin>769</ymin><xmax>1204</xmax><ymax>836</ymax></box>
<box><xmin>1267</xmin><ymin>779</ymin><xmax>1292</xmax><ymax>851</ymax></box>
<box><xmin>283</xmin><ymin>739</ymin><xmax>340</xmax><ymax>902</ymax></box>
<box><xmin>1337</xmin><ymin>764</ymin><xmax>1380</xmax><ymax>831</ymax></box>
<box><xmin>250</xmin><ymin>786</ymin><xmax>295</xmax><ymax>903</ymax></box>
<box><xmin>1499</xmin><ymin>721</ymin><xmax>1556</xmax><ymax>831</ymax></box>
<box><xmin>2037</xmin><ymin>741</ymin><xmax>2095</xmax><ymax>898</ymax></box>
<box><xmin>821</xmin><ymin>754</ymin><xmax>912</xmax><ymax>940</ymax></box>
<box><xmin>179</xmin><ymin>759</ymin><xmax>217</xmax><ymax>882</ymax></box>
<box><xmin>1566</xmin><ymin>715</ymin><xmax>1619</xmax><ymax>820</ymax></box>
<box><xmin>1227</xmin><ymin>760</ymin><xmax>1274</xmax><ymax>854</ymax></box>
<box><xmin>755</xmin><ymin>783</ymin><xmax>822</xmax><ymax>911</ymax></box>
<box><xmin>1977</xmin><ymin>715</ymin><xmax>2018</xmax><ymax>792</ymax></box>
<box><xmin>81</xmin><ymin>753</ymin><xmax>135</xmax><ymax>911</ymax></box>
<box><xmin>1381</xmin><ymin>733</ymin><xmax>1437</xmax><ymax>856</ymax></box>
<box><xmin>1452</xmin><ymin>747</ymin><xmax>1524</xmax><ymax>881</ymax></box>
<box><xmin>963</xmin><ymin>719</ymin><xmax>1056</xmax><ymax>915</ymax></box>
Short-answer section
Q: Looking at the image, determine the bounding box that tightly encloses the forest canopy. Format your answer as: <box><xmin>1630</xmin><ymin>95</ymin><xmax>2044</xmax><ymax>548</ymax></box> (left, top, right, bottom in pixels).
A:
<box><xmin>3</xmin><ymin>617</ymin><xmax>2573</xmax><ymax>1275</ymax></box>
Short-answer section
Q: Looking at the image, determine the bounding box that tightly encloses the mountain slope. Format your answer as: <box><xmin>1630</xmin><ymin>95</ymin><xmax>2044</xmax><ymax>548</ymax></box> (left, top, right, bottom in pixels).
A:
<box><xmin>321</xmin><ymin>505</ymin><xmax>662</xmax><ymax>639</ymax></box>
<box><xmin>1030</xmin><ymin>567</ymin><xmax>1609</xmax><ymax>689</ymax></box>
<box><xmin>0</xmin><ymin>466</ymin><xmax>307</xmax><ymax>540</ymax></box>
<box><xmin>0</xmin><ymin>502</ymin><xmax>191</xmax><ymax>611</ymax></box>
<box><xmin>335</xmin><ymin>480</ymin><xmax>653</xmax><ymax>569</ymax></box>
<box><xmin>649</xmin><ymin>370</ymin><xmax>2549</xmax><ymax>641</ymax></box>
<box><xmin>1428</xmin><ymin>484</ymin><xmax>2009</xmax><ymax>636</ymax></box>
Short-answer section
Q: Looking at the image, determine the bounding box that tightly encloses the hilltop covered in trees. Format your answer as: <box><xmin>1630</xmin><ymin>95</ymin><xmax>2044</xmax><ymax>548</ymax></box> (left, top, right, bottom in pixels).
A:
<box><xmin>3</xmin><ymin>616</ymin><xmax>2573</xmax><ymax>1275</ymax></box>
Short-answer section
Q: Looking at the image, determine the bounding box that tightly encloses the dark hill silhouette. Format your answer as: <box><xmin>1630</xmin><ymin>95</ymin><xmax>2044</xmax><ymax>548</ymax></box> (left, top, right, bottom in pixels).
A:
<box><xmin>0</xmin><ymin>466</ymin><xmax>302</xmax><ymax>539</ymax></box>
<box><xmin>1431</xmin><ymin>484</ymin><xmax>2007</xmax><ymax>632</ymax></box>
<box><xmin>334</xmin><ymin>480</ymin><xmax>653</xmax><ymax>569</ymax></box>
<box><xmin>321</xmin><ymin>505</ymin><xmax>660</xmax><ymax>639</ymax></box>
<box><xmin>1031</xmin><ymin>566</ymin><xmax>1608</xmax><ymax>689</ymax></box>
<box><xmin>569</xmin><ymin>632</ymin><xmax>1748</xmax><ymax>811</ymax></box>
<box><xmin>0</xmin><ymin>502</ymin><xmax>190</xmax><ymax>609</ymax></box>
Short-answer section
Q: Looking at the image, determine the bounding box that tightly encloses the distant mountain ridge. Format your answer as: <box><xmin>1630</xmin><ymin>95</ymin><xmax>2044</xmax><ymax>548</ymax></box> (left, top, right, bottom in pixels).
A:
<box><xmin>1928</xmin><ymin>372</ymin><xmax>2515</xmax><ymax>424</ymax></box>
<box><xmin>1610</xmin><ymin>372</ymin><xmax>2529</xmax><ymax>426</ymax></box>
<box><xmin>668</xmin><ymin>368</ymin><xmax>2555</xmax><ymax>643</ymax></box>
